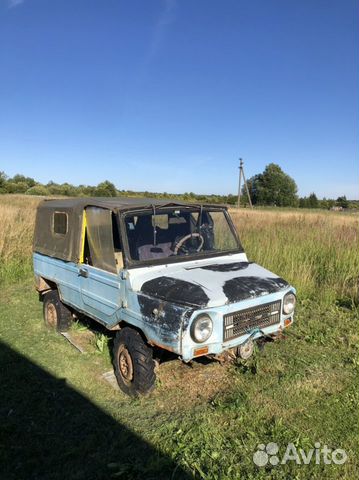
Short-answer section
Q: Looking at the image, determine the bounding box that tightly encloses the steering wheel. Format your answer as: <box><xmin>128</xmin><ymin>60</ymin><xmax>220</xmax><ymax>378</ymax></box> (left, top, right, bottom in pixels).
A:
<box><xmin>173</xmin><ymin>233</ymin><xmax>204</xmax><ymax>255</ymax></box>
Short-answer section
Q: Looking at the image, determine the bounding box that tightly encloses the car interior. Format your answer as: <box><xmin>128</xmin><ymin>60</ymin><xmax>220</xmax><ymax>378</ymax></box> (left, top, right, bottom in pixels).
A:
<box><xmin>82</xmin><ymin>208</ymin><xmax>219</xmax><ymax>271</ymax></box>
<box><xmin>125</xmin><ymin>210</ymin><xmax>216</xmax><ymax>261</ymax></box>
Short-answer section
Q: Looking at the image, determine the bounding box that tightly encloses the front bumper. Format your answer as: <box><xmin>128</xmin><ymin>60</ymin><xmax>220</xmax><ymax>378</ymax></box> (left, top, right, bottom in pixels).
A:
<box><xmin>181</xmin><ymin>288</ymin><xmax>295</xmax><ymax>362</ymax></box>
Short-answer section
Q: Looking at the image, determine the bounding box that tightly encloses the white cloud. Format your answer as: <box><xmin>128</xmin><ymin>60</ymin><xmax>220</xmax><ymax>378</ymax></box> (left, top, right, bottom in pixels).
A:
<box><xmin>8</xmin><ymin>0</ymin><xmax>24</xmax><ymax>8</ymax></box>
<box><xmin>146</xmin><ymin>0</ymin><xmax>177</xmax><ymax>63</ymax></box>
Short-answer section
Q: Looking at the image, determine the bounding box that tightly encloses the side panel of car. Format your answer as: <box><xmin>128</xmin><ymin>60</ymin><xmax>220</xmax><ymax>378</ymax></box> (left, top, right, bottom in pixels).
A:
<box><xmin>33</xmin><ymin>252</ymin><xmax>186</xmax><ymax>353</ymax></box>
<box><xmin>33</xmin><ymin>253</ymin><xmax>123</xmax><ymax>328</ymax></box>
<box><xmin>34</xmin><ymin>253</ymin><xmax>83</xmax><ymax>308</ymax></box>
<box><xmin>79</xmin><ymin>265</ymin><xmax>121</xmax><ymax>324</ymax></box>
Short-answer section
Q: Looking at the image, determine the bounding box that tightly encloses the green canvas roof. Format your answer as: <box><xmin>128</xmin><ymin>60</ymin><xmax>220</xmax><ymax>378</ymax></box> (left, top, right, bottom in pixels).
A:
<box><xmin>33</xmin><ymin>197</ymin><xmax>226</xmax><ymax>263</ymax></box>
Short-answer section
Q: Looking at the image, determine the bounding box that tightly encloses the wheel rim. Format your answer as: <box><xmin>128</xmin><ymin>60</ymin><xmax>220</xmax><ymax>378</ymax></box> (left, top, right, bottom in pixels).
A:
<box><xmin>46</xmin><ymin>303</ymin><xmax>58</xmax><ymax>328</ymax></box>
<box><xmin>118</xmin><ymin>346</ymin><xmax>134</xmax><ymax>384</ymax></box>
<box><xmin>239</xmin><ymin>340</ymin><xmax>254</xmax><ymax>360</ymax></box>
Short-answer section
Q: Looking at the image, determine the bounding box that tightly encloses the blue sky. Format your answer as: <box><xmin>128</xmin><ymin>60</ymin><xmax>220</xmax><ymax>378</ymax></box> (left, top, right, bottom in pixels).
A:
<box><xmin>0</xmin><ymin>0</ymin><xmax>358</xmax><ymax>198</ymax></box>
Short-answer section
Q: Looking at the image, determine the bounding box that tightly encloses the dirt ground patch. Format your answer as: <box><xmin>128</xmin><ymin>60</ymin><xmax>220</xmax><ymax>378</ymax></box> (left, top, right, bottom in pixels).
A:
<box><xmin>152</xmin><ymin>356</ymin><xmax>235</xmax><ymax>410</ymax></box>
<box><xmin>61</xmin><ymin>325</ymin><xmax>236</xmax><ymax>408</ymax></box>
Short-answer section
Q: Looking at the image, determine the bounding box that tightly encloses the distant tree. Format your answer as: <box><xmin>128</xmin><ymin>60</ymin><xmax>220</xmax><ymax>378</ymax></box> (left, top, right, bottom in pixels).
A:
<box><xmin>0</xmin><ymin>171</ymin><xmax>7</xmax><ymax>191</ymax></box>
<box><xmin>299</xmin><ymin>197</ymin><xmax>308</xmax><ymax>208</ymax></box>
<box><xmin>348</xmin><ymin>201</ymin><xmax>359</xmax><ymax>209</ymax></box>
<box><xmin>5</xmin><ymin>181</ymin><xmax>29</xmax><ymax>194</ymax></box>
<box><xmin>59</xmin><ymin>183</ymin><xmax>77</xmax><ymax>196</ymax></box>
<box><xmin>307</xmin><ymin>193</ymin><xmax>319</xmax><ymax>208</ymax></box>
<box><xmin>11</xmin><ymin>174</ymin><xmax>36</xmax><ymax>187</ymax></box>
<box><xmin>245</xmin><ymin>174</ymin><xmax>262</xmax><ymax>205</ymax></box>
<box><xmin>320</xmin><ymin>198</ymin><xmax>335</xmax><ymax>209</ymax></box>
<box><xmin>76</xmin><ymin>185</ymin><xmax>95</xmax><ymax>196</ymax></box>
<box><xmin>245</xmin><ymin>164</ymin><xmax>298</xmax><ymax>207</ymax></box>
<box><xmin>95</xmin><ymin>180</ymin><xmax>117</xmax><ymax>197</ymax></box>
<box><xmin>46</xmin><ymin>182</ymin><xmax>62</xmax><ymax>195</ymax></box>
<box><xmin>319</xmin><ymin>197</ymin><xmax>327</xmax><ymax>209</ymax></box>
<box><xmin>226</xmin><ymin>194</ymin><xmax>237</xmax><ymax>205</ymax></box>
<box><xmin>336</xmin><ymin>196</ymin><xmax>349</xmax><ymax>209</ymax></box>
<box><xmin>26</xmin><ymin>185</ymin><xmax>50</xmax><ymax>196</ymax></box>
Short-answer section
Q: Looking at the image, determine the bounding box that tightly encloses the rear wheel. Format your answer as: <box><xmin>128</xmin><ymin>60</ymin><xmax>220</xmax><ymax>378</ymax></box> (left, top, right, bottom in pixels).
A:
<box><xmin>43</xmin><ymin>290</ymin><xmax>72</xmax><ymax>332</ymax></box>
<box><xmin>113</xmin><ymin>327</ymin><xmax>156</xmax><ymax>397</ymax></box>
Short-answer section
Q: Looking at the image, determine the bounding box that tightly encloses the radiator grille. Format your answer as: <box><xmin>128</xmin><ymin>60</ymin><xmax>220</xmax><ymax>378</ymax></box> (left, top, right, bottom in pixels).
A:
<box><xmin>223</xmin><ymin>300</ymin><xmax>281</xmax><ymax>341</ymax></box>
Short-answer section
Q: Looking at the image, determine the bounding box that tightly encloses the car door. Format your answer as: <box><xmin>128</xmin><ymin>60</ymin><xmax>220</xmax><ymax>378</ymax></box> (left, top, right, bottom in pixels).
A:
<box><xmin>78</xmin><ymin>207</ymin><xmax>121</xmax><ymax>327</ymax></box>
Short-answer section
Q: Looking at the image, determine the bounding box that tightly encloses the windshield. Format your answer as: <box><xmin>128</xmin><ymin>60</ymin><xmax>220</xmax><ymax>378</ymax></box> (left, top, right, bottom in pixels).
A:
<box><xmin>124</xmin><ymin>208</ymin><xmax>240</xmax><ymax>263</ymax></box>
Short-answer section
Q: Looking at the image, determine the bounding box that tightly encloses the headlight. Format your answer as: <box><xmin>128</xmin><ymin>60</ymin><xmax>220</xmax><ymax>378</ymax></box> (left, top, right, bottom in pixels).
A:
<box><xmin>283</xmin><ymin>292</ymin><xmax>296</xmax><ymax>314</ymax></box>
<box><xmin>191</xmin><ymin>314</ymin><xmax>213</xmax><ymax>343</ymax></box>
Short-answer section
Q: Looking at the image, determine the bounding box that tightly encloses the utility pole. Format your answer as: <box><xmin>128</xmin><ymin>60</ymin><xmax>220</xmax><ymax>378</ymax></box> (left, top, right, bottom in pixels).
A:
<box><xmin>237</xmin><ymin>158</ymin><xmax>253</xmax><ymax>209</ymax></box>
<box><xmin>237</xmin><ymin>159</ymin><xmax>242</xmax><ymax>209</ymax></box>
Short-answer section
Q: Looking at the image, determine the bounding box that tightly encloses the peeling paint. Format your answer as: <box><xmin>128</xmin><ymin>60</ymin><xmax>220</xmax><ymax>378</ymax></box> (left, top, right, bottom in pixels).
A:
<box><xmin>137</xmin><ymin>292</ymin><xmax>191</xmax><ymax>344</ymax></box>
<box><xmin>223</xmin><ymin>276</ymin><xmax>289</xmax><ymax>303</ymax></box>
<box><xmin>133</xmin><ymin>259</ymin><xmax>289</xmax><ymax>308</ymax></box>
<box><xmin>197</xmin><ymin>261</ymin><xmax>251</xmax><ymax>272</ymax></box>
<box><xmin>140</xmin><ymin>276</ymin><xmax>209</xmax><ymax>308</ymax></box>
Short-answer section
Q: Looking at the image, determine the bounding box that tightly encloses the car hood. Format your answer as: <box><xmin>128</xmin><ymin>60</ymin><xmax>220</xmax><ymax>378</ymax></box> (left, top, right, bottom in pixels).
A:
<box><xmin>136</xmin><ymin>259</ymin><xmax>289</xmax><ymax>308</ymax></box>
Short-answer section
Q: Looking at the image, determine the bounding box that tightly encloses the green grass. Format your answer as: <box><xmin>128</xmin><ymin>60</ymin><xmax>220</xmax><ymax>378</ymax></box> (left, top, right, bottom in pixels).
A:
<box><xmin>230</xmin><ymin>210</ymin><xmax>359</xmax><ymax>305</ymax></box>
<box><xmin>0</xmin><ymin>198</ymin><xmax>358</xmax><ymax>478</ymax></box>
<box><xmin>1</xmin><ymin>279</ymin><xmax>358</xmax><ymax>479</ymax></box>
<box><xmin>0</xmin><ymin>258</ymin><xmax>33</xmax><ymax>285</ymax></box>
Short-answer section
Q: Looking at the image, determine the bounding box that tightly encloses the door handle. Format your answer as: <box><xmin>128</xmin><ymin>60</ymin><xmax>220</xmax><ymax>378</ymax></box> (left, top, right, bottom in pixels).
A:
<box><xmin>79</xmin><ymin>268</ymin><xmax>89</xmax><ymax>278</ymax></box>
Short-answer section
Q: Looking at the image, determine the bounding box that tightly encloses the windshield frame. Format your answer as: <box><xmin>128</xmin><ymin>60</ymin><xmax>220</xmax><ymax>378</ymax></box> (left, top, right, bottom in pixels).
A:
<box><xmin>118</xmin><ymin>205</ymin><xmax>244</xmax><ymax>269</ymax></box>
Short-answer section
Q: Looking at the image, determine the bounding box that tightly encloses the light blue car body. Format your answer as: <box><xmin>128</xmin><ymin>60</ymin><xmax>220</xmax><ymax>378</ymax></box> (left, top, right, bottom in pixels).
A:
<box><xmin>34</xmin><ymin>250</ymin><xmax>295</xmax><ymax>362</ymax></box>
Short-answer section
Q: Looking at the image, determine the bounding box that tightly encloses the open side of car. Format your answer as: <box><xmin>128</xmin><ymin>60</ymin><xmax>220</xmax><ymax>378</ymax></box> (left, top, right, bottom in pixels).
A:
<box><xmin>33</xmin><ymin>197</ymin><xmax>296</xmax><ymax>397</ymax></box>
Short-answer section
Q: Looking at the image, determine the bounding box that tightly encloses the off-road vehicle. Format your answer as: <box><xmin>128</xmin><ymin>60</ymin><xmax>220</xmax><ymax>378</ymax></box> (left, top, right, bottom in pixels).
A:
<box><xmin>33</xmin><ymin>198</ymin><xmax>296</xmax><ymax>396</ymax></box>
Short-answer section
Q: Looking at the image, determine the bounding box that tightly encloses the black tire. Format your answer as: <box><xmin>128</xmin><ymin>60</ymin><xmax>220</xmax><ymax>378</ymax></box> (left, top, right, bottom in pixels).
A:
<box><xmin>113</xmin><ymin>327</ymin><xmax>156</xmax><ymax>397</ymax></box>
<box><xmin>43</xmin><ymin>290</ymin><xmax>72</xmax><ymax>332</ymax></box>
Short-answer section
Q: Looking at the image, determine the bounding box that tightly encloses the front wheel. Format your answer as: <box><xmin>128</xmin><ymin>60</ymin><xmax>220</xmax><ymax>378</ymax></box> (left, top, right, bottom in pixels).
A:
<box><xmin>113</xmin><ymin>327</ymin><xmax>156</xmax><ymax>397</ymax></box>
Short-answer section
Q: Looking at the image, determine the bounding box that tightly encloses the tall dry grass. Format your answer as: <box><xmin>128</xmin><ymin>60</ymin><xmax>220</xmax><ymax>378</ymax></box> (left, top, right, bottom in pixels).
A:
<box><xmin>229</xmin><ymin>208</ymin><xmax>359</xmax><ymax>303</ymax></box>
<box><xmin>0</xmin><ymin>195</ymin><xmax>41</xmax><ymax>282</ymax></box>
<box><xmin>0</xmin><ymin>195</ymin><xmax>357</xmax><ymax>304</ymax></box>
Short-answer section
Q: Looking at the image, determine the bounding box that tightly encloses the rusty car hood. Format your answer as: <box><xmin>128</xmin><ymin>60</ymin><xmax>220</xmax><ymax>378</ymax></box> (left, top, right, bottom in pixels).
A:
<box><xmin>134</xmin><ymin>259</ymin><xmax>289</xmax><ymax>308</ymax></box>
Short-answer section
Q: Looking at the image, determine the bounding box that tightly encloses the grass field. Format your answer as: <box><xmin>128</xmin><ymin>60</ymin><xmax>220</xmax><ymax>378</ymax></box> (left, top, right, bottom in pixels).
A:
<box><xmin>0</xmin><ymin>194</ymin><xmax>358</xmax><ymax>479</ymax></box>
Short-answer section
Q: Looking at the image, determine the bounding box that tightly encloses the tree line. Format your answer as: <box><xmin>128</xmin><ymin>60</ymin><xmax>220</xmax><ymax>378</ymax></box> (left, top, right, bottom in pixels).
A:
<box><xmin>242</xmin><ymin>163</ymin><xmax>356</xmax><ymax>209</ymax></box>
<box><xmin>0</xmin><ymin>167</ymin><xmax>356</xmax><ymax>209</ymax></box>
